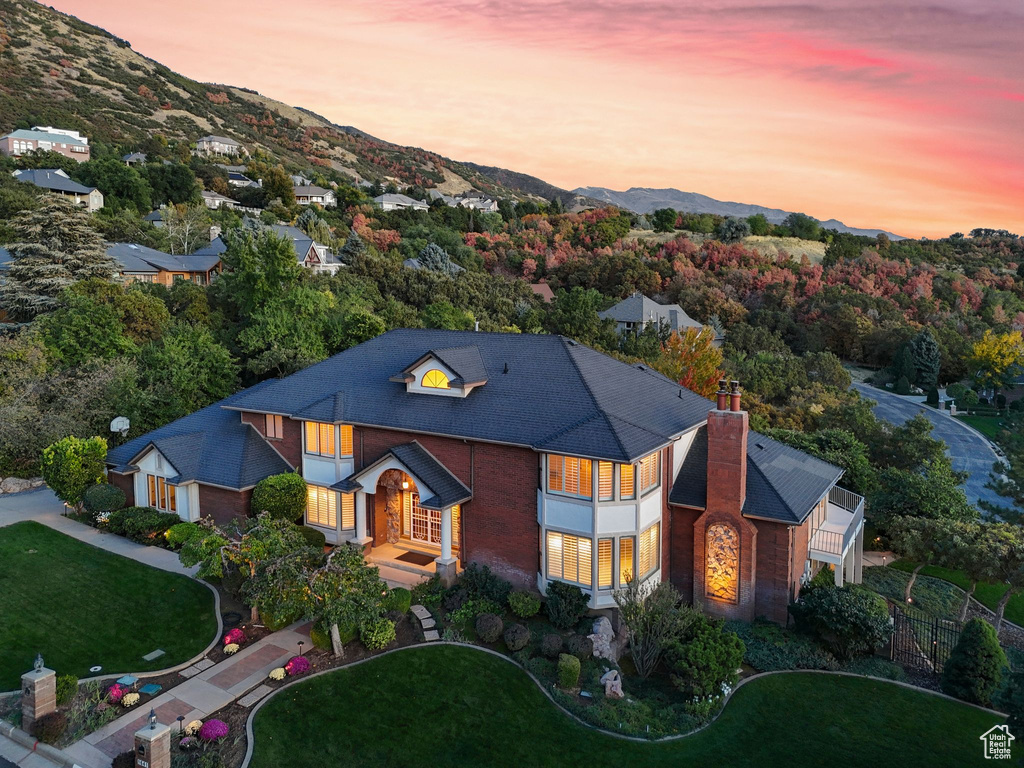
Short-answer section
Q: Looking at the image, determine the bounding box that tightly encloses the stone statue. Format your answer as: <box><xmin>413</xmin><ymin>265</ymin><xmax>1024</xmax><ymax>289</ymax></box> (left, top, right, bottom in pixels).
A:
<box><xmin>600</xmin><ymin>669</ymin><xmax>624</xmax><ymax>699</ymax></box>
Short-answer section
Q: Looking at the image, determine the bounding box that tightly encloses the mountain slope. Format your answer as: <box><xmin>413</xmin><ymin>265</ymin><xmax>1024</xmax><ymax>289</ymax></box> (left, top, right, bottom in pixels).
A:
<box><xmin>460</xmin><ymin>163</ymin><xmax>604</xmax><ymax>210</ymax></box>
<box><xmin>574</xmin><ymin>186</ymin><xmax>902</xmax><ymax>239</ymax></box>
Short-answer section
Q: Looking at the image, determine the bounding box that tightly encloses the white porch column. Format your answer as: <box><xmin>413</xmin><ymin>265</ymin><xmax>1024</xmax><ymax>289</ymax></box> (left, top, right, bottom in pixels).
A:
<box><xmin>435</xmin><ymin>505</ymin><xmax>457</xmax><ymax>587</ymax></box>
<box><xmin>844</xmin><ymin>543</ymin><xmax>856</xmax><ymax>584</ymax></box>
<box><xmin>350</xmin><ymin>491</ymin><xmax>372</xmax><ymax>547</ymax></box>
<box><xmin>854</xmin><ymin>527</ymin><xmax>864</xmax><ymax>584</ymax></box>
<box><xmin>834</xmin><ymin>558</ymin><xmax>844</xmax><ymax>587</ymax></box>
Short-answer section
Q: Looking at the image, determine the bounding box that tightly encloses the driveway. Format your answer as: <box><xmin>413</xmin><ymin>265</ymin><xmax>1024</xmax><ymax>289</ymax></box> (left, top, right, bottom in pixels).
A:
<box><xmin>851</xmin><ymin>382</ymin><xmax>1011</xmax><ymax>514</ymax></box>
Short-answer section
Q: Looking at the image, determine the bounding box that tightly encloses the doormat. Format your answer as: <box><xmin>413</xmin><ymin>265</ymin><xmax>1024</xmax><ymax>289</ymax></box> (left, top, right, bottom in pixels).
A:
<box><xmin>395</xmin><ymin>550</ymin><xmax>435</xmax><ymax>566</ymax></box>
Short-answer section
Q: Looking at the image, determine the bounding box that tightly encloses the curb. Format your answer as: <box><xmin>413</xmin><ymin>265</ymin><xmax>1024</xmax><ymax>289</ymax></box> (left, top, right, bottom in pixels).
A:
<box><xmin>238</xmin><ymin>642</ymin><xmax>1006</xmax><ymax>767</ymax></box>
<box><xmin>0</xmin><ymin>720</ymin><xmax>78</xmax><ymax>768</ymax></box>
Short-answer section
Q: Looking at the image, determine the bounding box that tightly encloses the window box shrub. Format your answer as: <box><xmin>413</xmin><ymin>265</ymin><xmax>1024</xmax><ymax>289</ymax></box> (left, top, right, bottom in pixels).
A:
<box><xmin>508</xmin><ymin>590</ymin><xmax>540</xmax><ymax>618</ymax></box>
<box><xmin>504</xmin><ymin>622</ymin><xmax>530</xmax><ymax>652</ymax></box>
<box><xmin>557</xmin><ymin>653</ymin><xmax>581</xmax><ymax>689</ymax></box>
<box><xmin>475</xmin><ymin>612</ymin><xmax>504</xmax><ymax>643</ymax></box>
<box><xmin>545</xmin><ymin>581</ymin><xmax>588</xmax><ymax>630</ymax></box>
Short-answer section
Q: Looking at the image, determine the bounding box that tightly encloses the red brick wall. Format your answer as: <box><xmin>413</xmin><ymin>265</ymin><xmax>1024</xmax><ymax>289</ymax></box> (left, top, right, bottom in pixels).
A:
<box><xmin>355</xmin><ymin>426</ymin><xmax>540</xmax><ymax>588</ymax></box>
<box><xmin>198</xmin><ymin>484</ymin><xmax>253</xmax><ymax>527</ymax></box>
<box><xmin>668</xmin><ymin>504</ymin><xmax>700</xmax><ymax>599</ymax></box>
<box><xmin>108</xmin><ymin>470</ymin><xmax>135</xmax><ymax>507</ymax></box>
<box><xmin>706</xmin><ymin>409</ymin><xmax>747</xmax><ymax>513</ymax></box>
<box><xmin>693</xmin><ymin>509</ymin><xmax>758</xmax><ymax>621</ymax></box>
<box><xmin>240</xmin><ymin>411</ymin><xmax>301</xmax><ymax>468</ymax></box>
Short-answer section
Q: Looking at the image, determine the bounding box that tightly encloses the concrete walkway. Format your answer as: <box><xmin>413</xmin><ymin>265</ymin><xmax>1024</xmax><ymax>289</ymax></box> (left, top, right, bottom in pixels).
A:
<box><xmin>64</xmin><ymin>622</ymin><xmax>311</xmax><ymax>768</ymax></box>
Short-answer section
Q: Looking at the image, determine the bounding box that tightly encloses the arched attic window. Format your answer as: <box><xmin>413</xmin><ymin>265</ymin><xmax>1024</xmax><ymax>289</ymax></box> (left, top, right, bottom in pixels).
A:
<box><xmin>422</xmin><ymin>369</ymin><xmax>450</xmax><ymax>389</ymax></box>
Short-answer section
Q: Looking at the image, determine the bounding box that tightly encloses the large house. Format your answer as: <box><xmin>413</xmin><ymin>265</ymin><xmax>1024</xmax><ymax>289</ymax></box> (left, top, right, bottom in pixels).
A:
<box><xmin>107</xmin><ymin>243</ymin><xmax>222</xmax><ymax>285</ymax></box>
<box><xmin>201</xmin><ymin>190</ymin><xmax>241</xmax><ymax>210</ymax></box>
<box><xmin>294</xmin><ymin>185</ymin><xmax>336</xmax><ymax>207</ymax></box>
<box><xmin>106</xmin><ymin>330</ymin><xmax>864</xmax><ymax>623</ymax></box>
<box><xmin>12</xmin><ymin>169</ymin><xmax>103</xmax><ymax>212</ymax></box>
<box><xmin>195</xmin><ymin>224</ymin><xmax>341</xmax><ymax>274</ymax></box>
<box><xmin>194</xmin><ymin>135</ymin><xmax>246</xmax><ymax>156</ymax></box>
<box><xmin>600</xmin><ymin>293</ymin><xmax>722</xmax><ymax>345</ymax></box>
<box><xmin>374</xmin><ymin>193</ymin><xmax>428</xmax><ymax>212</ymax></box>
<box><xmin>0</xmin><ymin>127</ymin><xmax>90</xmax><ymax>162</ymax></box>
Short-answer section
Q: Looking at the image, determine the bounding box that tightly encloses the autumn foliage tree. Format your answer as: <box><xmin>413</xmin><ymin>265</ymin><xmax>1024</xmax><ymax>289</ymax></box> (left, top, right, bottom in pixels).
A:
<box><xmin>654</xmin><ymin>327</ymin><xmax>725</xmax><ymax>398</ymax></box>
<box><xmin>970</xmin><ymin>330</ymin><xmax>1024</xmax><ymax>394</ymax></box>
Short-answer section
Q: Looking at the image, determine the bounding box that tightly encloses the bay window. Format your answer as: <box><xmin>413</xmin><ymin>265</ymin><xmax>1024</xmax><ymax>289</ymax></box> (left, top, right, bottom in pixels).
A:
<box><xmin>619</xmin><ymin>536</ymin><xmax>635</xmax><ymax>586</ymax></box>
<box><xmin>547</xmin><ymin>455</ymin><xmax>592</xmax><ymax>499</ymax></box>
<box><xmin>304</xmin><ymin>423</ymin><xmax>354</xmax><ymax>458</ymax></box>
<box><xmin>638</xmin><ymin>452</ymin><xmax>660</xmax><ymax>495</ymax></box>
<box><xmin>306</xmin><ymin>485</ymin><xmax>336</xmax><ymax>528</ymax></box>
<box><xmin>598</xmin><ymin>538</ymin><xmax>613</xmax><ymax>589</ymax></box>
<box><xmin>619</xmin><ymin>463</ymin><xmax>636</xmax><ymax>500</ymax></box>
<box><xmin>546</xmin><ymin>531</ymin><xmax>592</xmax><ymax>587</ymax></box>
<box><xmin>340</xmin><ymin>492</ymin><xmax>355</xmax><ymax>530</ymax></box>
<box><xmin>597</xmin><ymin>462</ymin><xmax>613</xmax><ymax>501</ymax></box>
<box><xmin>638</xmin><ymin>523</ymin><xmax>660</xmax><ymax>578</ymax></box>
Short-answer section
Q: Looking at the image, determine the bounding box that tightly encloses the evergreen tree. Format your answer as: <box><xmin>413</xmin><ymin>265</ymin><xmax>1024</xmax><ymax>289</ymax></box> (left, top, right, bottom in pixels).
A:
<box><xmin>418</xmin><ymin>243</ymin><xmax>459</xmax><ymax>277</ymax></box>
<box><xmin>338</xmin><ymin>229</ymin><xmax>366</xmax><ymax>263</ymax></box>
<box><xmin>940</xmin><ymin>618</ymin><xmax>1007</xmax><ymax>706</ymax></box>
<box><xmin>0</xmin><ymin>195</ymin><xmax>114</xmax><ymax>321</ymax></box>
<box><xmin>908</xmin><ymin>328</ymin><xmax>941</xmax><ymax>387</ymax></box>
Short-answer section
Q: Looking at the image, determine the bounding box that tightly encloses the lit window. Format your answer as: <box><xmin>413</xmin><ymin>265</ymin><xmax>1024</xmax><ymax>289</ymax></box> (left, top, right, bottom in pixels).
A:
<box><xmin>452</xmin><ymin>504</ymin><xmax>461</xmax><ymax>548</ymax></box>
<box><xmin>546</xmin><ymin>531</ymin><xmax>592</xmax><ymax>587</ymax></box>
<box><xmin>340</xmin><ymin>493</ymin><xmax>355</xmax><ymax>529</ymax></box>
<box><xmin>619</xmin><ymin>536</ymin><xmax>635</xmax><ymax>586</ymax></box>
<box><xmin>422</xmin><ymin>369</ymin><xmax>450</xmax><ymax>389</ymax></box>
<box><xmin>620</xmin><ymin>463</ymin><xmax>635</xmax><ymax>500</ymax></box>
<box><xmin>638</xmin><ymin>452</ymin><xmax>660</xmax><ymax>495</ymax></box>
<box><xmin>147</xmin><ymin>474</ymin><xmax>176</xmax><ymax>513</ymax></box>
<box><xmin>339</xmin><ymin>425</ymin><xmax>353</xmax><ymax>457</ymax></box>
<box><xmin>598</xmin><ymin>462</ymin><xmax>613</xmax><ymax>501</ymax></box>
<box><xmin>638</xmin><ymin>523</ymin><xmax>660</xmax><ymax>578</ymax></box>
<box><xmin>547</xmin><ymin>455</ymin><xmax>592</xmax><ymax>499</ymax></box>
<box><xmin>265</xmin><ymin>414</ymin><xmax>283</xmax><ymax>439</ymax></box>
<box><xmin>305</xmin><ymin>422</ymin><xmax>335</xmax><ymax>457</ymax></box>
<box><xmin>598</xmin><ymin>538</ymin><xmax>613</xmax><ymax>589</ymax></box>
<box><xmin>306</xmin><ymin>486</ymin><xmax>337</xmax><ymax>528</ymax></box>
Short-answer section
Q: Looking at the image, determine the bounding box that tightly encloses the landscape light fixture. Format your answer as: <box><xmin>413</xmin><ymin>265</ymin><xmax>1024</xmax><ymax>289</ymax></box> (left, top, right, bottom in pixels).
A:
<box><xmin>298</xmin><ymin>640</ymin><xmax>305</xmax><ymax>656</ymax></box>
<box><xmin>177</xmin><ymin>715</ymin><xmax>185</xmax><ymax>733</ymax></box>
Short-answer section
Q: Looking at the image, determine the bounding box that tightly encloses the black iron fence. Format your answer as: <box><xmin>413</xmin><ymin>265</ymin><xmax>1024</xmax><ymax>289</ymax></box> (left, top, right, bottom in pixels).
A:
<box><xmin>890</xmin><ymin>603</ymin><xmax>962</xmax><ymax>675</ymax></box>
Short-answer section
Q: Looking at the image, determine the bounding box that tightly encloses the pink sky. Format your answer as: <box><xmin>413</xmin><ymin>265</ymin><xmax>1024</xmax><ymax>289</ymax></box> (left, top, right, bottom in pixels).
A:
<box><xmin>46</xmin><ymin>0</ymin><xmax>1024</xmax><ymax>237</ymax></box>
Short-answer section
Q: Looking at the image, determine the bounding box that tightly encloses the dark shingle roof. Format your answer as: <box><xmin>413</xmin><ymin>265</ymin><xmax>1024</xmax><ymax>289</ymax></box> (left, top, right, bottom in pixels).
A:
<box><xmin>403</xmin><ymin>345</ymin><xmax>488</xmax><ymax>385</ymax></box>
<box><xmin>669</xmin><ymin>426</ymin><xmax>844</xmax><ymax>524</ymax></box>
<box><xmin>224</xmin><ymin>329</ymin><xmax>711</xmax><ymax>463</ymax></box>
<box><xmin>106</xmin><ymin>243</ymin><xmax>221</xmax><ymax>274</ymax></box>
<box><xmin>107</xmin><ymin>382</ymin><xmax>291</xmax><ymax>489</ymax></box>
<box><xmin>334</xmin><ymin>440</ymin><xmax>471</xmax><ymax>510</ymax></box>
<box><xmin>13</xmin><ymin>169</ymin><xmax>96</xmax><ymax>195</ymax></box>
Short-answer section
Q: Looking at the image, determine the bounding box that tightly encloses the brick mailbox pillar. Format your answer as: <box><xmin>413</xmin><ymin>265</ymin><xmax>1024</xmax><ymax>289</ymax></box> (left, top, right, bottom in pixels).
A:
<box><xmin>134</xmin><ymin>716</ymin><xmax>171</xmax><ymax>768</ymax></box>
<box><xmin>21</xmin><ymin>662</ymin><xmax>56</xmax><ymax>733</ymax></box>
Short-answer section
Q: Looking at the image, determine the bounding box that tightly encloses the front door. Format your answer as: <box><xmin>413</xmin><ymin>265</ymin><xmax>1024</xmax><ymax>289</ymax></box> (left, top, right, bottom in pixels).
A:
<box><xmin>403</xmin><ymin>492</ymin><xmax>460</xmax><ymax>549</ymax></box>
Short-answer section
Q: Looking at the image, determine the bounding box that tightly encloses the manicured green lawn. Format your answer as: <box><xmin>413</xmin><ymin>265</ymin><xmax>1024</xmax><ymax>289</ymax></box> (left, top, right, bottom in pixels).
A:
<box><xmin>251</xmin><ymin>645</ymin><xmax>1000</xmax><ymax>768</ymax></box>
<box><xmin>0</xmin><ymin>521</ymin><xmax>217</xmax><ymax>690</ymax></box>
<box><xmin>862</xmin><ymin>565</ymin><xmax>962</xmax><ymax>619</ymax></box>
<box><xmin>955</xmin><ymin>414</ymin><xmax>1003</xmax><ymax>440</ymax></box>
<box><xmin>890</xmin><ymin>560</ymin><xmax>1024</xmax><ymax>628</ymax></box>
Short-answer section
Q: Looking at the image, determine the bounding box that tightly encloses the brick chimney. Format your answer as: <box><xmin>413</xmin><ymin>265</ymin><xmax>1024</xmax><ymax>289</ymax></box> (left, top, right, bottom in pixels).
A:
<box><xmin>706</xmin><ymin>380</ymin><xmax>747</xmax><ymax>513</ymax></box>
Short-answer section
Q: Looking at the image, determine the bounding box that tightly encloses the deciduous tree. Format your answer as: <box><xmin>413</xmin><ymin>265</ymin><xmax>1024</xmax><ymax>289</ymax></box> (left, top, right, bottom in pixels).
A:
<box><xmin>654</xmin><ymin>327</ymin><xmax>725</xmax><ymax>398</ymax></box>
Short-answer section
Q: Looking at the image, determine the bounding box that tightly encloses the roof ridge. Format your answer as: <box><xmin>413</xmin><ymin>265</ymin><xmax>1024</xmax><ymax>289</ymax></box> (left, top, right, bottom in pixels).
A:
<box><xmin>560</xmin><ymin>339</ymin><xmax>630</xmax><ymax>460</ymax></box>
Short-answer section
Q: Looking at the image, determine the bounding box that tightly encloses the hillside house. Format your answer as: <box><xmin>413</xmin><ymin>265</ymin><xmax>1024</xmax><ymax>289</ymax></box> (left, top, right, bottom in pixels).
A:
<box><xmin>196</xmin><ymin>224</ymin><xmax>340</xmax><ymax>274</ymax></box>
<box><xmin>194</xmin><ymin>135</ymin><xmax>247</xmax><ymax>157</ymax></box>
<box><xmin>12</xmin><ymin>169</ymin><xmax>103</xmax><ymax>211</ymax></box>
<box><xmin>122</xmin><ymin>152</ymin><xmax>147</xmax><ymax>166</ymax></box>
<box><xmin>107</xmin><ymin>243</ymin><xmax>222</xmax><ymax>285</ymax></box>
<box><xmin>106</xmin><ymin>330</ymin><xmax>864</xmax><ymax>623</ymax></box>
<box><xmin>228</xmin><ymin>172</ymin><xmax>259</xmax><ymax>188</ymax></box>
<box><xmin>600</xmin><ymin>293</ymin><xmax>723</xmax><ymax>345</ymax></box>
<box><xmin>374</xmin><ymin>193</ymin><xmax>428</xmax><ymax>212</ymax></box>
<box><xmin>0</xmin><ymin>127</ymin><xmax>90</xmax><ymax>162</ymax></box>
<box><xmin>294</xmin><ymin>185</ymin><xmax>336</xmax><ymax>206</ymax></box>
<box><xmin>201</xmin><ymin>190</ymin><xmax>241</xmax><ymax>210</ymax></box>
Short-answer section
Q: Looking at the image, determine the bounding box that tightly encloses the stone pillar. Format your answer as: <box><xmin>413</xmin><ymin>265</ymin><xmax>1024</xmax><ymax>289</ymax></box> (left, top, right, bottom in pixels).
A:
<box><xmin>350</xmin><ymin>492</ymin><xmax>372</xmax><ymax>548</ymax></box>
<box><xmin>134</xmin><ymin>721</ymin><xmax>171</xmax><ymax>768</ymax></box>
<box><xmin>21</xmin><ymin>666</ymin><xmax>56</xmax><ymax>733</ymax></box>
<box><xmin>435</xmin><ymin>505</ymin><xmax>457</xmax><ymax>587</ymax></box>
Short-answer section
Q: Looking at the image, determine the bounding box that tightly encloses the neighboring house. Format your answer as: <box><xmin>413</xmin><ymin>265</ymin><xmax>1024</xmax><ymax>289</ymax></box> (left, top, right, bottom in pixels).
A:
<box><xmin>201</xmin><ymin>190</ymin><xmax>241</xmax><ymax>210</ymax></box>
<box><xmin>106</xmin><ymin>329</ymin><xmax>864</xmax><ymax>623</ymax></box>
<box><xmin>291</xmin><ymin>174</ymin><xmax>313</xmax><ymax>187</ymax></box>
<box><xmin>0</xmin><ymin>128</ymin><xmax>90</xmax><ymax>161</ymax></box>
<box><xmin>459</xmin><ymin>196</ymin><xmax>500</xmax><ymax>214</ymax></box>
<box><xmin>599</xmin><ymin>292</ymin><xmax>722</xmax><ymax>345</ymax></box>
<box><xmin>227</xmin><ymin>172</ymin><xmax>259</xmax><ymax>188</ymax></box>
<box><xmin>294</xmin><ymin>185</ymin><xmax>336</xmax><ymax>207</ymax></box>
<box><xmin>107</xmin><ymin>243</ymin><xmax>222</xmax><ymax>285</ymax></box>
<box><xmin>374</xmin><ymin>193</ymin><xmax>428</xmax><ymax>212</ymax></box>
<box><xmin>197</xmin><ymin>224</ymin><xmax>341</xmax><ymax>274</ymax></box>
<box><xmin>427</xmin><ymin>190</ymin><xmax>458</xmax><ymax>206</ymax></box>
<box><xmin>144</xmin><ymin>209</ymin><xmax>166</xmax><ymax>228</ymax></box>
<box><xmin>194</xmin><ymin>135</ymin><xmax>246</xmax><ymax>156</ymax></box>
<box><xmin>12</xmin><ymin>169</ymin><xmax>103</xmax><ymax>212</ymax></box>
<box><xmin>123</xmin><ymin>152</ymin><xmax>147</xmax><ymax>166</ymax></box>
<box><xmin>529</xmin><ymin>283</ymin><xmax>555</xmax><ymax>303</ymax></box>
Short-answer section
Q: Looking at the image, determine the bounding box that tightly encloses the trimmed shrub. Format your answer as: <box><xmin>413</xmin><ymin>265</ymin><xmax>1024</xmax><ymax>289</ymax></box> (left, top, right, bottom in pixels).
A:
<box><xmin>107</xmin><ymin>507</ymin><xmax>180</xmax><ymax>542</ymax></box>
<box><xmin>310</xmin><ymin>624</ymin><xmax>331</xmax><ymax>651</ymax></box>
<box><xmin>82</xmin><ymin>483</ymin><xmax>125</xmax><ymax>520</ymax></box>
<box><xmin>475</xmin><ymin>612</ymin><xmax>504</xmax><ymax>643</ymax></box>
<box><xmin>251</xmin><ymin>473</ymin><xmax>307</xmax><ymax>522</ymax></box>
<box><xmin>164</xmin><ymin>522</ymin><xmax>200</xmax><ymax>548</ymax></box>
<box><xmin>894</xmin><ymin>376</ymin><xmax>911</xmax><ymax>395</ymax></box>
<box><xmin>558</xmin><ymin>653</ymin><xmax>581</xmax><ymax>689</ymax></box>
<box><xmin>802</xmin><ymin>565</ymin><xmax>836</xmax><ymax>595</ymax></box>
<box><xmin>789</xmin><ymin>585</ymin><xmax>891</xmax><ymax>660</ymax></box>
<box><xmin>665</xmin><ymin>614</ymin><xmax>745</xmax><ymax>697</ymax></box>
<box><xmin>31</xmin><ymin>711</ymin><xmax>67</xmax><ymax>744</ymax></box>
<box><xmin>504</xmin><ymin>623</ymin><xmax>530</xmax><ymax>652</ymax></box>
<box><xmin>384</xmin><ymin>587</ymin><xmax>412</xmax><ymax>615</ymax></box>
<box><xmin>295</xmin><ymin>525</ymin><xmax>326</xmax><ymax>550</ymax></box>
<box><xmin>940</xmin><ymin>618</ymin><xmax>1007</xmax><ymax>706</ymax></box>
<box><xmin>726</xmin><ymin>619</ymin><xmax>837</xmax><ymax>672</ymax></box>
<box><xmin>55</xmin><ymin>673</ymin><xmax>78</xmax><ymax>706</ymax></box>
<box><xmin>261</xmin><ymin>605</ymin><xmax>303</xmax><ymax>631</ymax></box>
<box><xmin>460</xmin><ymin>563</ymin><xmax>512</xmax><ymax>605</ymax></box>
<box><xmin>361</xmin><ymin>617</ymin><xmax>397</xmax><ymax>650</ymax></box>
<box><xmin>565</xmin><ymin>634</ymin><xmax>593</xmax><ymax>660</ymax></box>
<box><xmin>442</xmin><ymin>585</ymin><xmax>469</xmax><ymax>613</ymax></box>
<box><xmin>946</xmin><ymin>382</ymin><xmax>968</xmax><ymax>400</ymax></box>
<box><xmin>926</xmin><ymin>386</ymin><xmax>939</xmax><ymax>406</ymax></box>
<box><xmin>541</xmin><ymin>633</ymin><xmax>564</xmax><ymax>659</ymax></box>
<box><xmin>508</xmin><ymin>590</ymin><xmax>541</xmax><ymax>619</ymax></box>
<box><xmin>112</xmin><ymin>752</ymin><xmax>135</xmax><ymax>768</ymax></box>
<box><xmin>545</xmin><ymin>580</ymin><xmax>588</xmax><ymax>630</ymax></box>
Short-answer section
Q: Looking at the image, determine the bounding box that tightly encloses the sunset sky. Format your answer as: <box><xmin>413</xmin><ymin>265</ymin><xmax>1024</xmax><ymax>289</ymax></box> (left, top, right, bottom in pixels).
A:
<box><xmin>47</xmin><ymin>0</ymin><xmax>1024</xmax><ymax>238</ymax></box>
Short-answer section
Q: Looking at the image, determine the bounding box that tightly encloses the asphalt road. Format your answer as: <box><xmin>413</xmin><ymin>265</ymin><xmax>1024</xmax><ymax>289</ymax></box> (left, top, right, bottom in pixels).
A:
<box><xmin>851</xmin><ymin>382</ymin><xmax>1011</xmax><ymax>514</ymax></box>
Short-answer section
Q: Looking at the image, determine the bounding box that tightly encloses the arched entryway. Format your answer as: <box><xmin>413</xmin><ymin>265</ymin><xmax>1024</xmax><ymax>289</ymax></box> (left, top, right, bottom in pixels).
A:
<box><xmin>374</xmin><ymin>469</ymin><xmax>460</xmax><ymax>553</ymax></box>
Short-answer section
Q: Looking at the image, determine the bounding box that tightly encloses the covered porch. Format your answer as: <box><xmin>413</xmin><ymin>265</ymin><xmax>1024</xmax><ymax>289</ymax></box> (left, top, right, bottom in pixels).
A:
<box><xmin>808</xmin><ymin>485</ymin><xmax>865</xmax><ymax>587</ymax></box>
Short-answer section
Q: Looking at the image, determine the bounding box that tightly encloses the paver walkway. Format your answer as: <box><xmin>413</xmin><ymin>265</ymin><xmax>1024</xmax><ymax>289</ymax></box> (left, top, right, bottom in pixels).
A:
<box><xmin>64</xmin><ymin>623</ymin><xmax>311</xmax><ymax>768</ymax></box>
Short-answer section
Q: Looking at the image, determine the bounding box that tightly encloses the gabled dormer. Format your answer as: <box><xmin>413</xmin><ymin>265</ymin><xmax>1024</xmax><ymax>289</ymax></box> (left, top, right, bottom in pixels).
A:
<box><xmin>390</xmin><ymin>345</ymin><xmax>488</xmax><ymax>398</ymax></box>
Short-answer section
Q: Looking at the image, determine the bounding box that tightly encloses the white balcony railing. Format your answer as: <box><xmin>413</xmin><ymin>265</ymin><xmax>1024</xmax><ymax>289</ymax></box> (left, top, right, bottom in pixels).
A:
<box><xmin>808</xmin><ymin>486</ymin><xmax>865</xmax><ymax>562</ymax></box>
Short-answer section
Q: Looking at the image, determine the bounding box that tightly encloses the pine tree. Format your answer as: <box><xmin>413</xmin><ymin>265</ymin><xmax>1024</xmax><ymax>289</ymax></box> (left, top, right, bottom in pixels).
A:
<box><xmin>0</xmin><ymin>195</ymin><xmax>115</xmax><ymax>321</ymax></box>
<box><xmin>338</xmin><ymin>229</ymin><xmax>366</xmax><ymax>263</ymax></box>
<box><xmin>940</xmin><ymin>618</ymin><xmax>1007</xmax><ymax>706</ymax></box>
<box><xmin>909</xmin><ymin>328</ymin><xmax>941</xmax><ymax>387</ymax></box>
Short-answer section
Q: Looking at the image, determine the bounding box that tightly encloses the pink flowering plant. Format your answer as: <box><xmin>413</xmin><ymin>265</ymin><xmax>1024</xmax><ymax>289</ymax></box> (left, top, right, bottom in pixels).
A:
<box><xmin>284</xmin><ymin>655</ymin><xmax>310</xmax><ymax>676</ymax></box>
<box><xmin>198</xmin><ymin>719</ymin><xmax>229</xmax><ymax>741</ymax></box>
<box><xmin>106</xmin><ymin>683</ymin><xmax>126</xmax><ymax>703</ymax></box>
<box><xmin>223</xmin><ymin>628</ymin><xmax>246</xmax><ymax>646</ymax></box>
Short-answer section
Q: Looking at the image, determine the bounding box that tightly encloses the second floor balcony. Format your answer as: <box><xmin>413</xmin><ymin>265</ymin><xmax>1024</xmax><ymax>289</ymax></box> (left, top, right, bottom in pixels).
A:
<box><xmin>808</xmin><ymin>486</ymin><xmax>864</xmax><ymax>566</ymax></box>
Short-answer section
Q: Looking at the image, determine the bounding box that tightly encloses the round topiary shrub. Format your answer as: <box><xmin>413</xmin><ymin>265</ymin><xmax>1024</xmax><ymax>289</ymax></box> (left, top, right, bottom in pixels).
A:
<box><xmin>508</xmin><ymin>590</ymin><xmax>541</xmax><ymax>619</ymax></box>
<box><xmin>557</xmin><ymin>653</ymin><xmax>581</xmax><ymax>689</ymax></box>
<box><xmin>475</xmin><ymin>612</ymin><xmax>504</xmax><ymax>643</ymax></box>
<box><xmin>565</xmin><ymin>634</ymin><xmax>593</xmax><ymax>660</ymax></box>
<box><xmin>361</xmin><ymin>617</ymin><xmax>397</xmax><ymax>650</ymax></box>
<box><xmin>82</xmin><ymin>483</ymin><xmax>125</xmax><ymax>521</ymax></box>
<box><xmin>295</xmin><ymin>525</ymin><xmax>327</xmax><ymax>549</ymax></box>
<box><xmin>55</xmin><ymin>673</ymin><xmax>78</xmax><ymax>706</ymax></box>
<box><xmin>385</xmin><ymin>587</ymin><xmax>412</xmax><ymax>614</ymax></box>
<box><xmin>541</xmin><ymin>633</ymin><xmax>564</xmax><ymax>659</ymax></box>
<box><xmin>665</xmin><ymin>613</ymin><xmax>745</xmax><ymax>697</ymax></box>
<box><xmin>545</xmin><ymin>581</ymin><xmax>589</xmax><ymax>630</ymax></box>
<box><xmin>504</xmin><ymin>623</ymin><xmax>530</xmax><ymax>652</ymax></box>
<box><xmin>164</xmin><ymin>522</ymin><xmax>200</xmax><ymax>548</ymax></box>
<box><xmin>940</xmin><ymin>617</ymin><xmax>1007</xmax><ymax>706</ymax></box>
<box><xmin>31</xmin><ymin>711</ymin><xmax>67</xmax><ymax>744</ymax></box>
<box><xmin>251</xmin><ymin>473</ymin><xmax>307</xmax><ymax>522</ymax></box>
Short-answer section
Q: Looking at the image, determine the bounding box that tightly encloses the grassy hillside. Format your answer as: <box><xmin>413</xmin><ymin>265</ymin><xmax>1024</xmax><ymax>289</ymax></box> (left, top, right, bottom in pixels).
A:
<box><xmin>0</xmin><ymin>0</ymin><xmax>513</xmax><ymax>192</ymax></box>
